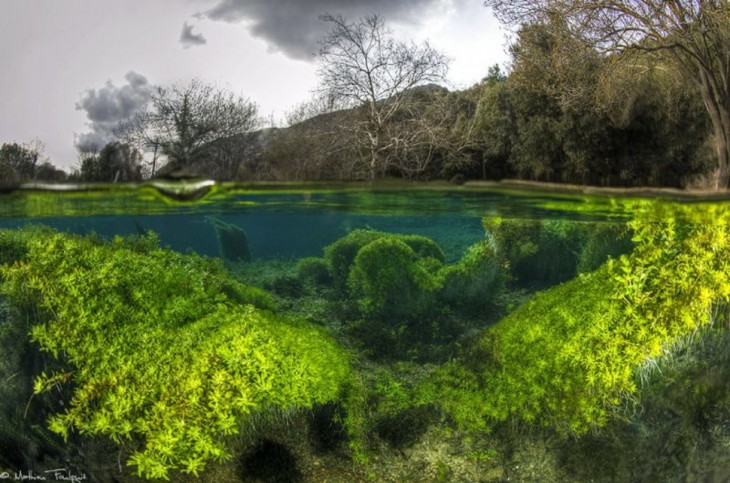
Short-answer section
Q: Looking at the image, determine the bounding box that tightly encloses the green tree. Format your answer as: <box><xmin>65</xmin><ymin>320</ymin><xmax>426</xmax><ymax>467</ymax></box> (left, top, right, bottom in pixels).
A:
<box><xmin>483</xmin><ymin>0</ymin><xmax>730</xmax><ymax>188</ymax></box>
<box><xmin>33</xmin><ymin>162</ymin><xmax>67</xmax><ymax>182</ymax></box>
<box><xmin>76</xmin><ymin>141</ymin><xmax>143</xmax><ymax>182</ymax></box>
<box><xmin>0</xmin><ymin>141</ymin><xmax>44</xmax><ymax>183</ymax></box>
<box><xmin>471</xmin><ymin>66</ymin><xmax>514</xmax><ymax>180</ymax></box>
<box><xmin>473</xmin><ymin>20</ymin><xmax>712</xmax><ymax>186</ymax></box>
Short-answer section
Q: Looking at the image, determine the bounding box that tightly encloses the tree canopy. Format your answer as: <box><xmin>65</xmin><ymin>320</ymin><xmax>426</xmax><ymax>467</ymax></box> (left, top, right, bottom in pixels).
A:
<box><xmin>483</xmin><ymin>0</ymin><xmax>730</xmax><ymax>187</ymax></box>
<box><xmin>0</xmin><ymin>140</ymin><xmax>65</xmax><ymax>184</ymax></box>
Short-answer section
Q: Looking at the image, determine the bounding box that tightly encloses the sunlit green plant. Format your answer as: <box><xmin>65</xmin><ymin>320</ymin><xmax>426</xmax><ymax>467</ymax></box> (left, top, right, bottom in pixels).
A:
<box><xmin>0</xmin><ymin>225</ymin><xmax>54</xmax><ymax>265</ymax></box>
<box><xmin>0</xmin><ymin>228</ymin><xmax>352</xmax><ymax>479</ymax></box>
<box><xmin>348</xmin><ymin>237</ymin><xmax>442</xmax><ymax>320</ymax></box>
<box><xmin>324</xmin><ymin>229</ymin><xmax>445</xmax><ymax>292</ymax></box>
<box><xmin>427</xmin><ymin>204</ymin><xmax>730</xmax><ymax>434</ymax></box>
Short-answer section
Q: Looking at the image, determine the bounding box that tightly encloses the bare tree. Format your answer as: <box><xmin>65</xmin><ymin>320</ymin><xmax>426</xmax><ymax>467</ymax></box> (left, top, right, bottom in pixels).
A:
<box><xmin>483</xmin><ymin>0</ymin><xmax>730</xmax><ymax>188</ymax></box>
<box><xmin>117</xmin><ymin>79</ymin><xmax>260</xmax><ymax>177</ymax></box>
<box><xmin>316</xmin><ymin>13</ymin><xmax>450</xmax><ymax>179</ymax></box>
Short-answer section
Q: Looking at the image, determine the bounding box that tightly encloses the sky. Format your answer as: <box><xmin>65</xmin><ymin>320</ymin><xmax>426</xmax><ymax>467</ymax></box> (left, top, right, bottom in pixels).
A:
<box><xmin>0</xmin><ymin>0</ymin><xmax>509</xmax><ymax>171</ymax></box>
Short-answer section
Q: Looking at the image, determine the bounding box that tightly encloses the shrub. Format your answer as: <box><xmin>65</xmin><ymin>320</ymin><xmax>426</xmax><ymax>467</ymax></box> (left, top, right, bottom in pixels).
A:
<box><xmin>0</xmin><ymin>228</ymin><xmax>351</xmax><ymax>479</ymax></box>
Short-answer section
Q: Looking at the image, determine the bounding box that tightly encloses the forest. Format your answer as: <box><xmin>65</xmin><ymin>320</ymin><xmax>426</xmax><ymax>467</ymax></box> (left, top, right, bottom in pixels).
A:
<box><xmin>2</xmin><ymin>3</ymin><xmax>728</xmax><ymax>189</ymax></box>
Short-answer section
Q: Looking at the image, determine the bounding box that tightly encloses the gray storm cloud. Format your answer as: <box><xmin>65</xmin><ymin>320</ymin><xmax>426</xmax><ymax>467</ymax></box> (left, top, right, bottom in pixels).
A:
<box><xmin>180</xmin><ymin>22</ymin><xmax>207</xmax><ymax>48</ymax></box>
<box><xmin>203</xmin><ymin>0</ymin><xmax>442</xmax><ymax>60</ymax></box>
<box><xmin>75</xmin><ymin>71</ymin><xmax>153</xmax><ymax>153</ymax></box>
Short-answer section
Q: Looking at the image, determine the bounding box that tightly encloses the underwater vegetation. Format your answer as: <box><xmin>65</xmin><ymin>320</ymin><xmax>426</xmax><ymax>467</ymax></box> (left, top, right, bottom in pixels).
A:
<box><xmin>296</xmin><ymin>257</ymin><xmax>332</xmax><ymax>287</ymax></box>
<box><xmin>289</xmin><ymin>229</ymin><xmax>508</xmax><ymax>361</ymax></box>
<box><xmin>484</xmin><ymin>217</ymin><xmax>634</xmax><ymax>289</ymax></box>
<box><xmin>0</xmin><ymin>228</ymin><xmax>351</xmax><ymax>479</ymax></box>
<box><xmin>2</xmin><ymin>200</ymin><xmax>730</xmax><ymax>481</ymax></box>
<box><xmin>426</xmin><ymin>204</ymin><xmax>730</xmax><ymax>435</ymax></box>
<box><xmin>291</xmin><ymin>222</ymin><xmax>630</xmax><ymax>363</ymax></box>
<box><xmin>323</xmin><ymin>228</ymin><xmax>446</xmax><ymax>293</ymax></box>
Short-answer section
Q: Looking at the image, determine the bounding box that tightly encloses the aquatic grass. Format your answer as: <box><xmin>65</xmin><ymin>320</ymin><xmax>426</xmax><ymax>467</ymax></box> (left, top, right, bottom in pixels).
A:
<box><xmin>0</xmin><ymin>228</ymin><xmax>352</xmax><ymax>479</ymax></box>
<box><xmin>426</xmin><ymin>204</ymin><xmax>730</xmax><ymax>434</ymax></box>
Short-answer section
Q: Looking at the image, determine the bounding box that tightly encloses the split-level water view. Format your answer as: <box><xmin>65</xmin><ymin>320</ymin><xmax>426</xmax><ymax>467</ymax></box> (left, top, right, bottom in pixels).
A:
<box><xmin>1</xmin><ymin>182</ymin><xmax>730</xmax><ymax>482</ymax></box>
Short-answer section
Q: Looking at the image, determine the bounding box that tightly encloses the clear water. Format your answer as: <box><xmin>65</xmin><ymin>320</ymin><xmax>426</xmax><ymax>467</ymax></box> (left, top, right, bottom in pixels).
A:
<box><xmin>0</xmin><ymin>182</ymin><xmax>638</xmax><ymax>258</ymax></box>
<box><xmin>1</xmin><ymin>181</ymin><xmax>729</xmax><ymax>482</ymax></box>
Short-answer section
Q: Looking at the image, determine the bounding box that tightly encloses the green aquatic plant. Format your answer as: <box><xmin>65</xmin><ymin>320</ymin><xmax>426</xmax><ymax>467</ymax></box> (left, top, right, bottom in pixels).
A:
<box><xmin>483</xmin><ymin>217</ymin><xmax>632</xmax><ymax>288</ymax></box>
<box><xmin>576</xmin><ymin>222</ymin><xmax>633</xmax><ymax>274</ymax></box>
<box><xmin>438</xmin><ymin>240</ymin><xmax>506</xmax><ymax>318</ymax></box>
<box><xmin>266</xmin><ymin>274</ymin><xmax>305</xmax><ymax>298</ymax></box>
<box><xmin>0</xmin><ymin>228</ymin><xmax>352</xmax><ymax>479</ymax></box>
<box><xmin>342</xmin><ymin>236</ymin><xmax>457</xmax><ymax>361</ymax></box>
<box><xmin>427</xmin><ymin>204</ymin><xmax>730</xmax><ymax>434</ymax></box>
<box><xmin>324</xmin><ymin>229</ymin><xmax>445</xmax><ymax>292</ymax></box>
<box><xmin>348</xmin><ymin>237</ymin><xmax>442</xmax><ymax>320</ymax></box>
<box><xmin>0</xmin><ymin>294</ymin><xmax>69</xmax><ymax>470</ymax></box>
<box><xmin>337</xmin><ymin>362</ymin><xmax>434</xmax><ymax>463</ymax></box>
<box><xmin>296</xmin><ymin>256</ymin><xmax>332</xmax><ymax>287</ymax></box>
<box><xmin>0</xmin><ymin>225</ymin><xmax>55</xmax><ymax>265</ymax></box>
<box><xmin>316</xmin><ymin>230</ymin><xmax>509</xmax><ymax>360</ymax></box>
<box><xmin>485</xmin><ymin>217</ymin><xmax>587</xmax><ymax>287</ymax></box>
<box><xmin>210</xmin><ymin>217</ymin><xmax>252</xmax><ymax>262</ymax></box>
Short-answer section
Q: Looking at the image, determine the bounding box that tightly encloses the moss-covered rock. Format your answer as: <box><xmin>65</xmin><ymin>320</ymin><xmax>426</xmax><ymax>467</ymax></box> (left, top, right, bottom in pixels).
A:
<box><xmin>211</xmin><ymin>217</ymin><xmax>252</xmax><ymax>262</ymax></box>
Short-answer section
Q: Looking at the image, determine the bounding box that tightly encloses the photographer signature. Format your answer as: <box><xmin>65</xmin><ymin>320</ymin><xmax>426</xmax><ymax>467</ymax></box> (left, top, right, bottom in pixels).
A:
<box><xmin>0</xmin><ymin>468</ymin><xmax>87</xmax><ymax>483</ymax></box>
